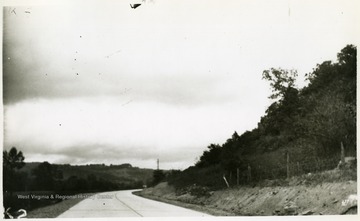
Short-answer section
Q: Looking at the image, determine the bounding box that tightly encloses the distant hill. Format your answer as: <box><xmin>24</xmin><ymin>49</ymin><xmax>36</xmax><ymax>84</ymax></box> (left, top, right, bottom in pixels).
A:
<box><xmin>19</xmin><ymin>162</ymin><xmax>155</xmax><ymax>187</ymax></box>
<box><xmin>4</xmin><ymin>162</ymin><xmax>157</xmax><ymax>212</ymax></box>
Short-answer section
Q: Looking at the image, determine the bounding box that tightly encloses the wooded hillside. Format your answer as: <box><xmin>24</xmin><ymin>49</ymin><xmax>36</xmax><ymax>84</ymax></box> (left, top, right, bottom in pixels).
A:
<box><xmin>167</xmin><ymin>45</ymin><xmax>357</xmax><ymax>189</ymax></box>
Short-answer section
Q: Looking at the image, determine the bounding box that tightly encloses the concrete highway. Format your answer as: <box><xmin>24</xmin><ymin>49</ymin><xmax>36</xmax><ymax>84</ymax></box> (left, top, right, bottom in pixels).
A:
<box><xmin>57</xmin><ymin>190</ymin><xmax>211</xmax><ymax>217</ymax></box>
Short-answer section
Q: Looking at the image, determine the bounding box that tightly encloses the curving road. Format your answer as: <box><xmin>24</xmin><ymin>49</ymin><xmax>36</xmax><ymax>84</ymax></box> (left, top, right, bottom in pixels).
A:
<box><xmin>57</xmin><ymin>190</ymin><xmax>210</xmax><ymax>217</ymax></box>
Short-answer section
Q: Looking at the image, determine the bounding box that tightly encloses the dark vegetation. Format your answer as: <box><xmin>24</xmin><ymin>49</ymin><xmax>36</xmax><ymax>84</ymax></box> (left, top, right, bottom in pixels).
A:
<box><xmin>3</xmin><ymin>147</ymin><xmax>154</xmax><ymax>213</ymax></box>
<box><xmin>152</xmin><ymin>169</ymin><xmax>166</xmax><ymax>186</ymax></box>
<box><xmin>167</xmin><ymin>45</ymin><xmax>357</xmax><ymax>190</ymax></box>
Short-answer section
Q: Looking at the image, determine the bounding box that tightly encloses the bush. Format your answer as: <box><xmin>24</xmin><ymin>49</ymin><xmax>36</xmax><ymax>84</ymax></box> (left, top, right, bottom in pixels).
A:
<box><xmin>167</xmin><ymin>165</ymin><xmax>226</xmax><ymax>190</ymax></box>
<box><xmin>187</xmin><ymin>185</ymin><xmax>211</xmax><ymax>197</ymax></box>
<box><xmin>152</xmin><ymin>170</ymin><xmax>165</xmax><ymax>186</ymax></box>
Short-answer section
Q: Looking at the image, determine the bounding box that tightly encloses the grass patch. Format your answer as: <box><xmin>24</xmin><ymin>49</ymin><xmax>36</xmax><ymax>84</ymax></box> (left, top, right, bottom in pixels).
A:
<box><xmin>26</xmin><ymin>194</ymin><xmax>94</xmax><ymax>218</ymax></box>
<box><xmin>133</xmin><ymin>191</ymin><xmax>231</xmax><ymax>216</ymax></box>
<box><xmin>253</xmin><ymin>167</ymin><xmax>357</xmax><ymax>188</ymax></box>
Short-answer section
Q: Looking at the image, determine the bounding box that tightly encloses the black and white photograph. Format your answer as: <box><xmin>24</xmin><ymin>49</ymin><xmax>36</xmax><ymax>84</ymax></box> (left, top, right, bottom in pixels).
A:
<box><xmin>1</xmin><ymin>0</ymin><xmax>358</xmax><ymax>219</ymax></box>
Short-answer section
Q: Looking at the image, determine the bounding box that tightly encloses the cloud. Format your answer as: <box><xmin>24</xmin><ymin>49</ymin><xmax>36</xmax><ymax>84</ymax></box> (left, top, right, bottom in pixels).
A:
<box><xmin>4</xmin><ymin>2</ymin><xmax>356</xmax><ymax>105</ymax></box>
<box><xmin>3</xmin><ymin>97</ymin><xmax>265</xmax><ymax>169</ymax></box>
<box><xmin>3</xmin><ymin>5</ymin><xmax>245</xmax><ymax>106</ymax></box>
<box><xmin>3</xmin><ymin>55</ymin><xmax>238</xmax><ymax>106</ymax></box>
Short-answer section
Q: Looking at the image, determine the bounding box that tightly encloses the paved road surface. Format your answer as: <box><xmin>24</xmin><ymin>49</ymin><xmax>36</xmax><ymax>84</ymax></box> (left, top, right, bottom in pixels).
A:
<box><xmin>57</xmin><ymin>190</ymin><xmax>211</xmax><ymax>217</ymax></box>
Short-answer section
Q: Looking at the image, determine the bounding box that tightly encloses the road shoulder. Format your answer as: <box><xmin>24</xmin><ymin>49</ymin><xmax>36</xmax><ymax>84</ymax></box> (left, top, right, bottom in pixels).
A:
<box><xmin>133</xmin><ymin>190</ymin><xmax>234</xmax><ymax>216</ymax></box>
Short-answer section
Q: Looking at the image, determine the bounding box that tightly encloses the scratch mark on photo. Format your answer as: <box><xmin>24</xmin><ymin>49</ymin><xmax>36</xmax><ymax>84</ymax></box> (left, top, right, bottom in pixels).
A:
<box><xmin>121</xmin><ymin>100</ymin><xmax>133</xmax><ymax>106</ymax></box>
<box><xmin>105</xmin><ymin>50</ymin><xmax>122</xmax><ymax>58</ymax></box>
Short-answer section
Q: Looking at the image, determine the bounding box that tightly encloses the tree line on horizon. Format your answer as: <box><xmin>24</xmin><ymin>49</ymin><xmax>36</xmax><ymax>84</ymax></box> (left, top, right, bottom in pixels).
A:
<box><xmin>2</xmin><ymin>147</ymin><xmax>148</xmax><ymax>211</ymax></box>
<box><xmin>3</xmin><ymin>148</ymin><xmax>145</xmax><ymax>193</ymax></box>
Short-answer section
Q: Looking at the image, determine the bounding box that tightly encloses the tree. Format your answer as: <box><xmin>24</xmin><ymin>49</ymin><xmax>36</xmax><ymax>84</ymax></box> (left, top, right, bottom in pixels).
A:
<box><xmin>32</xmin><ymin>162</ymin><xmax>63</xmax><ymax>191</ymax></box>
<box><xmin>262</xmin><ymin>68</ymin><xmax>298</xmax><ymax>100</ymax></box>
<box><xmin>87</xmin><ymin>174</ymin><xmax>98</xmax><ymax>190</ymax></box>
<box><xmin>299</xmin><ymin>45</ymin><xmax>356</xmax><ymax>157</ymax></box>
<box><xmin>3</xmin><ymin>147</ymin><xmax>25</xmax><ymax>170</ymax></box>
<box><xmin>220</xmin><ymin>132</ymin><xmax>246</xmax><ymax>181</ymax></box>
<box><xmin>64</xmin><ymin>176</ymin><xmax>80</xmax><ymax>191</ymax></box>
<box><xmin>152</xmin><ymin>170</ymin><xmax>165</xmax><ymax>186</ymax></box>
<box><xmin>337</xmin><ymin>44</ymin><xmax>357</xmax><ymax>72</ymax></box>
<box><xmin>195</xmin><ymin>144</ymin><xmax>222</xmax><ymax>168</ymax></box>
<box><xmin>261</xmin><ymin>68</ymin><xmax>301</xmax><ymax>141</ymax></box>
<box><xmin>337</xmin><ymin>44</ymin><xmax>356</xmax><ymax>106</ymax></box>
<box><xmin>3</xmin><ymin>147</ymin><xmax>26</xmax><ymax>192</ymax></box>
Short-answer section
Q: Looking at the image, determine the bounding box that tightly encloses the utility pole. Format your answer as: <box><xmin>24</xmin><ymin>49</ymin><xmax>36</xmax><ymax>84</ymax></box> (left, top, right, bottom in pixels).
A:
<box><xmin>157</xmin><ymin>159</ymin><xmax>159</xmax><ymax>170</ymax></box>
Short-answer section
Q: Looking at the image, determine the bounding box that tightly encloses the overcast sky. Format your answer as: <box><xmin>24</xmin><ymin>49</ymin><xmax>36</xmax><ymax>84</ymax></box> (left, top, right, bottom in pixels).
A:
<box><xmin>2</xmin><ymin>0</ymin><xmax>359</xmax><ymax>169</ymax></box>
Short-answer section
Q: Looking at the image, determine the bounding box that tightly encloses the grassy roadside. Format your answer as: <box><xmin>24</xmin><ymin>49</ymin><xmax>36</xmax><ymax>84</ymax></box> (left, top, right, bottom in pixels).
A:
<box><xmin>135</xmin><ymin>169</ymin><xmax>357</xmax><ymax>216</ymax></box>
<box><xmin>26</xmin><ymin>194</ymin><xmax>94</xmax><ymax>218</ymax></box>
<box><xmin>133</xmin><ymin>190</ymin><xmax>234</xmax><ymax>216</ymax></box>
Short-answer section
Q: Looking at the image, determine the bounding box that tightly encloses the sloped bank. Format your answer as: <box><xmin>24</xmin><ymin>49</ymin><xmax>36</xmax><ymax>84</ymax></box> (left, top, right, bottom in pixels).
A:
<box><xmin>134</xmin><ymin>180</ymin><xmax>357</xmax><ymax>216</ymax></box>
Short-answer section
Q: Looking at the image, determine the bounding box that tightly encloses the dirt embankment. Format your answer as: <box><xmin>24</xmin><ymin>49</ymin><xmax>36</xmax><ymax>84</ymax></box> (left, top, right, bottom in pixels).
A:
<box><xmin>136</xmin><ymin>181</ymin><xmax>357</xmax><ymax>216</ymax></box>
